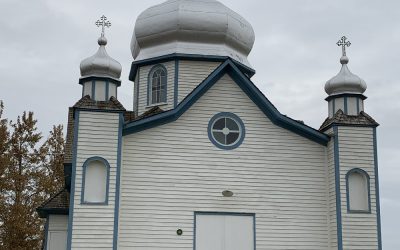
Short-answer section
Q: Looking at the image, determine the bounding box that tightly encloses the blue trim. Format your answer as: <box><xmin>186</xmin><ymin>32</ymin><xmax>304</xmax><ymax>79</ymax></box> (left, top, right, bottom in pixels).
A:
<box><xmin>135</xmin><ymin>68</ymin><xmax>140</xmax><ymax>113</ymax></box>
<box><xmin>344</xmin><ymin>96</ymin><xmax>348</xmax><ymax>114</ymax></box>
<box><xmin>325</xmin><ymin>93</ymin><xmax>367</xmax><ymax>101</ymax></box>
<box><xmin>129</xmin><ymin>53</ymin><xmax>255</xmax><ymax>81</ymax></box>
<box><xmin>345</xmin><ymin>168</ymin><xmax>371</xmax><ymax>213</ymax></box>
<box><xmin>123</xmin><ymin>59</ymin><xmax>329</xmax><ymax>145</ymax></box>
<box><xmin>66</xmin><ymin>110</ymin><xmax>79</xmax><ymax>250</ymax></box>
<box><xmin>333</xmin><ymin>126</ymin><xmax>343</xmax><ymax>250</ymax></box>
<box><xmin>80</xmin><ymin>156</ymin><xmax>110</xmax><ymax>205</ymax></box>
<box><xmin>174</xmin><ymin>59</ymin><xmax>179</xmax><ymax>107</ymax></box>
<box><xmin>82</xmin><ymin>83</ymin><xmax>85</xmax><ymax>98</ymax></box>
<box><xmin>373</xmin><ymin>128</ymin><xmax>382</xmax><ymax>249</ymax></box>
<box><xmin>43</xmin><ymin>216</ymin><xmax>49</xmax><ymax>250</ymax></box>
<box><xmin>147</xmin><ymin>64</ymin><xmax>168</xmax><ymax>105</ymax></box>
<box><xmin>356</xmin><ymin>97</ymin><xmax>360</xmax><ymax>114</ymax></box>
<box><xmin>105</xmin><ymin>80</ymin><xmax>109</xmax><ymax>100</ymax></box>
<box><xmin>193</xmin><ymin>211</ymin><xmax>256</xmax><ymax>250</ymax></box>
<box><xmin>333</xmin><ymin>98</ymin><xmax>336</xmax><ymax>115</ymax></box>
<box><xmin>207</xmin><ymin>112</ymin><xmax>245</xmax><ymax>150</ymax></box>
<box><xmin>91</xmin><ymin>80</ymin><xmax>95</xmax><ymax>100</ymax></box>
<box><xmin>79</xmin><ymin>76</ymin><xmax>121</xmax><ymax>87</ymax></box>
<box><xmin>112</xmin><ymin>114</ymin><xmax>124</xmax><ymax>249</ymax></box>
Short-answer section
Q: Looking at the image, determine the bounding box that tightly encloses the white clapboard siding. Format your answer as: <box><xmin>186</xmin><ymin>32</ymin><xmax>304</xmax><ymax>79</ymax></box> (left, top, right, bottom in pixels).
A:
<box><xmin>119</xmin><ymin>74</ymin><xmax>329</xmax><ymax>249</ymax></box>
<box><xmin>178</xmin><ymin>60</ymin><xmax>221</xmax><ymax>103</ymax></box>
<box><xmin>71</xmin><ymin>111</ymin><xmax>119</xmax><ymax>249</ymax></box>
<box><xmin>338</xmin><ymin>127</ymin><xmax>378</xmax><ymax>249</ymax></box>
<box><xmin>47</xmin><ymin>215</ymin><xmax>68</xmax><ymax>250</ymax></box>
<box><xmin>137</xmin><ymin>61</ymin><xmax>175</xmax><ymax>115</ymax></box>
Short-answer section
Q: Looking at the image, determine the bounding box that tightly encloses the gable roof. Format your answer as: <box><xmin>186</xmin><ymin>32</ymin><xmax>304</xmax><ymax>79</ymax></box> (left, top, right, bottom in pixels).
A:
<box><xmin>37</xmin><ymin>189</ymin><xmax>70</xmax><ymax>218</ymax></box>
<box><xmin>320</xmin><ymin>109</ymin><xmax>379</xmax><ymax>131</ymax></box>
<box><xmin>123</xmin><ymin>59</ymin><xmax>330</xmax><ymax>145</ymax></box>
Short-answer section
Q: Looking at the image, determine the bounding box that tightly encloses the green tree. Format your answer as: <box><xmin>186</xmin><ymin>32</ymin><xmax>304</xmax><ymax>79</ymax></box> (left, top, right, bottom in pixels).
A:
<box><xmin>0</xmin><ymin>103</ymin><xmax>65</xmax><ymax>250</ymax></box>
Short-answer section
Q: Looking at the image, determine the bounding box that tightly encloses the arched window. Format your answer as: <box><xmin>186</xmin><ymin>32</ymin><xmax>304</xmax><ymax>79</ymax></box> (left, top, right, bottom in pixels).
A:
<box><xmin>81</xmin><ymin>157</ymin><xmax>110</xmax><ymax>204</ymax></box>
<box><xmin>148</xmin><ymin>65</ymin><xmax>167</xmax><ymax>104</ymax></box>
<box><xmin>346</xmin><ymin>168</ymin><xmax>370</xmax><ymax>213</ymax></box>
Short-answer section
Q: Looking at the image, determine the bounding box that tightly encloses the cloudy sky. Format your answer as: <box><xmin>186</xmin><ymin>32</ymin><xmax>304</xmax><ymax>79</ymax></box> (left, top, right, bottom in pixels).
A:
<box><xmin>1</xmin><ymin>0</ymin><xmax>399</xmax><ymax>248</ymax></box>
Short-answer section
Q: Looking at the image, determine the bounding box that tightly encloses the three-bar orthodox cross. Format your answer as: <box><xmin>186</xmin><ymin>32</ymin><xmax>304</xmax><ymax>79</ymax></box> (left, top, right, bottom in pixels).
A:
<box><xmin>96</xmin><ymin>15</ymin><xmax>111</xmax><ymax>37</ymax></box>
<box><xmin>337</xmin><ymin>36</ymin><xmax>351</xmax><ymax>56</ymax></box>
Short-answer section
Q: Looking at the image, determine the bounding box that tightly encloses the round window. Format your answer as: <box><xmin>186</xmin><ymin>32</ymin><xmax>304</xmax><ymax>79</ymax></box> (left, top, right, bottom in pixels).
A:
<box><xmin>208</xmin><ymin>112</ymin><xmax>245</xmax><ymax>150</ymax></box>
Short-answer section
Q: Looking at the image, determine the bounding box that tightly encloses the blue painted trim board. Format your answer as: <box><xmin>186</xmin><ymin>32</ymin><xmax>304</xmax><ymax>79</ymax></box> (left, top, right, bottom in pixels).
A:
<box><xmin>344</xmin><ymin>96</ymin><xmax>348</xmax><ymax>114</ymax></box>
<box><xmin>80</xmin><ymin>156</ymin><xmax>111</xmax><ymax>205</ymax></box>
<box><xmin>373</xmin><ymin>128</ymin><xmax>382</xmax><ymax>249</ymax></box>
<box><xmin>123</xmin><ymin>59</ymin><xmax>329</xmax><ymax>145</ymax></box>
<box><xmin>345</xmin><ymin>168</ymin><xmax>371</xmax><ymax>213</ymax></box>
<box><xmin>91</xmin><ymin>80</ymin><xmax>95</xmax><ymax>100</ymax></box>
<box><xmin>129</xmin><ymin>53</ymin><xmax>255</xmax><ymax>81</ymax></box>
<box><xmin>174</xmin><ymin>59</ymin><xmax>179</xmax><ymax>107</ymax></box>
<box><xmin>135</xmin><ymin>68</ymin><xmax>140</xmax><ymax>114</ymax></box>
<box><xmin>207</xmin><ymin>112</ymin><xmax>245</xmax><ymax>150</ymax></box>
<box><xmin>333</xmin><ymin>126</ymin><xmax>343</xmax><ymax>250</ymax></box>
<box><xmin>356</xmin><ymin>97</ymin><xmax>360</xmax><ymax>114</ymax></box>
<box><xmin>79</xmin><ymin>76</ymin><xmax>121</xmax><ymax>87</ymax></box>
<box><xmin>66</xmin><ymin>110</ymin><xmax>79</xmax><ymax>250</ymax></box>
<box><xmin>43</xmin><ymin>215</ymin><xmax>49</xmax><ymax>250</ymax></box>
<box><xmin>193</xmin><ymin>212</ymin><xmax>256</xmax><ymax>250</ymax></box>
<box><xmin>112</xmin><ymin>113</ymin><xmax>124</xmax><ymax>249</ymax></box>
<box><xmin>105</xmin><ymin>80</ymin><xmax>109</xmax><ymax>100</ymax></box>
<box><xmin>333</xmin><ymin>99</ymin><xmax>336</xmax><ymax>115</ymax></box>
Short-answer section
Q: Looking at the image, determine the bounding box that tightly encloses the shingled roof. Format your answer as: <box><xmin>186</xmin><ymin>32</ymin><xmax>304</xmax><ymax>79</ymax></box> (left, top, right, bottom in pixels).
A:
<box><xmin>320</xmin><ymin>109</ymin><xmax>379</xmax><ymax>131</ymax></box>
<box><xmin>73</xmin><ymin>95</ymin><xmax>126</xmax><ymax>111</ymax></box>
<box><xmin>37</xmin><ymin>189</ymin><xmax>70</xmax><ymax>218</ymax></box>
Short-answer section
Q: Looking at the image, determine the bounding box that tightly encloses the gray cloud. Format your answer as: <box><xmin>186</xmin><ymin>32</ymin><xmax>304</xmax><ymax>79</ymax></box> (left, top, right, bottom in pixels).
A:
<box><xmin>1</xmin><ymin>0</ymin><xmax>398</xmax><ymax>248</ymax></box>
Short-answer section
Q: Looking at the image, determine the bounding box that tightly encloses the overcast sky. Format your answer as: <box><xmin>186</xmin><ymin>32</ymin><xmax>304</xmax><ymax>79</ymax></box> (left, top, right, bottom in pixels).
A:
<box><xmin>1</xmin><ymin>0</ymin><xmax>399</xmax><ymax>248</ymax></box>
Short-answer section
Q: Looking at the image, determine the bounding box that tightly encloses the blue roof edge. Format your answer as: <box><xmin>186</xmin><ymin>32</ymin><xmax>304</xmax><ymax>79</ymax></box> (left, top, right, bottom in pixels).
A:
<box><xmin>123</xmin><ymin>59</ymin><xmax>329</xmax><ymax>146</ymax></box>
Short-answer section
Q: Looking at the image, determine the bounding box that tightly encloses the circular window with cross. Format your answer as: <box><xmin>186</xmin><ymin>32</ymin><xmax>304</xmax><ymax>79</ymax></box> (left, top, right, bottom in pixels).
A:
<box><xmin>208</xmin><ymin>112</ymin><xmax>245</xmax><ymax>150</ymax></box>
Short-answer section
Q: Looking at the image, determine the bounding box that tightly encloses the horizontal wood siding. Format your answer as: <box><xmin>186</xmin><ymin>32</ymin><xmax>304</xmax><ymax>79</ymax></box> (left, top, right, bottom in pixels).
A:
<box><xmin>338</xmin><ymin>127</ymin><xmax>378</xmax><ymax>249</ymax></box>
<box><xmin>71</xmin><ymin>111</ymin><xmax>119</xmax><ymax>249</ymax></box>
<box><xmin>48</xmin><ymin>215</ymin><xmax>68</xmax><ymax>231</ymax></box>
<box><xmin>178</xmin><ymin>60</ymin><xmax>220</xmax><ymax>103</ymax></box>
<box><xmin>138</xmin><ymin>61</ymin><xmax>175</xmax><ymax>115</ymax></box>
<box><xmin>119</xmin><ymin>74</ymin><xmax>329</xmax><ymax>249</ymax></box>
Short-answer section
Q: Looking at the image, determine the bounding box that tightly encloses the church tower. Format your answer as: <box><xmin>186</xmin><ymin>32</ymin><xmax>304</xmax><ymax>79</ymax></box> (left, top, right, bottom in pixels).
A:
<box><xmin>320</xmin><ymin>37</ymin><xmax>382</xmax><ymax>250</ymax></box>
<box><xmin>65</xmin><ymin>16</ymin><xmax>125</xmax><ymax>249</ymax></box>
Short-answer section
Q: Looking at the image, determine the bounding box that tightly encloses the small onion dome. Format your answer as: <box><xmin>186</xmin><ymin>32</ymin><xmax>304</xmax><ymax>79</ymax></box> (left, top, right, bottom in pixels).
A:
<box><xmin>325</xmin><ymin>56</ymin><xmax>367</xmax><ymax>96</ymax></box>
<box><xmin>131</xmin><ymin>0</ymin><xmax>255</xmax><ymax>68</ymax></box>
<box><xmin>80</xmin><ymin>36</ymin><xmax>122</xmax><ymax>79</ymax></box>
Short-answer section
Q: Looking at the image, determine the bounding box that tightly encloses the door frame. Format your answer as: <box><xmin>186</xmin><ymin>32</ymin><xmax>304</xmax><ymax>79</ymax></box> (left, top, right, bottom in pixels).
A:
<box><xmin>193</xmin><ymin>211</ymin><xmax>256</xmax><ymax>250</ymax></box>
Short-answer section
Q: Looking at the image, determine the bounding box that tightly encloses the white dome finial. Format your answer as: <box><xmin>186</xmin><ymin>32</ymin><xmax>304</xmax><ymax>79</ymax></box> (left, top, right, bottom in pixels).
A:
<box><xmin>131</xmin><ymin>0</ymin><xmax>255</xmax><ymax>68</ymax></box>
<box><xmin>325</xmin><ymin>36</ymin><xmax>367</xmax><ymax>96</ymax></box>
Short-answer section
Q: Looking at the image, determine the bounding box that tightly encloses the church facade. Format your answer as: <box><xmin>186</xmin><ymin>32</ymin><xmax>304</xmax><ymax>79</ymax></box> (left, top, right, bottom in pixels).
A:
<box><xmin>37</xmin><ymin>1</ymin><xmax>382</xmax><ymax>249</ymax></box>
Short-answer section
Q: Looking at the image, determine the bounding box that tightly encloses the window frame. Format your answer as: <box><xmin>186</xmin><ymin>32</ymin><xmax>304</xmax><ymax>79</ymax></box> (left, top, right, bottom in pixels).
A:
<box><xmin>208</xmin><ymin>112</ymin><xmax>245</xmax><ymax>150</ymax></box>
<box><xmin>346</xmin><ymin>168</ymin><xmax>371</xmax><ymax>213</ymax></box>
<box><xmin>147</xmin><ymin>64</ymin><xmax>168</xmax><ymax>105</ymax></box>
<box><xmin>81</xmin><ymin>156</ymin><xmax>110</xmax><ymax>205</ymax></box>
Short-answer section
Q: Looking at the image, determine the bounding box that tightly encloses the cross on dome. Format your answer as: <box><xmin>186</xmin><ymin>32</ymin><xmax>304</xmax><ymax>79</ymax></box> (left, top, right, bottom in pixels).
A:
<box><xmin>96</xmin><ymin>15</ymin><xmax>111</xmax><ymax>37</ymax></box>
<box><xmin>336</xmin><ymin>36</ymin><xmax>351</xmax><ymax>57</ymax></box>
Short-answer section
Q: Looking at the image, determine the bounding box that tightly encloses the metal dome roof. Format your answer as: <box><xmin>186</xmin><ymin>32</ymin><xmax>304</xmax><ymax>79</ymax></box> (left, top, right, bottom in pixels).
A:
<box><xmin>131</xmin><ymin>0</ymin><xmax>255</xmax><ymax>68</ymax></box>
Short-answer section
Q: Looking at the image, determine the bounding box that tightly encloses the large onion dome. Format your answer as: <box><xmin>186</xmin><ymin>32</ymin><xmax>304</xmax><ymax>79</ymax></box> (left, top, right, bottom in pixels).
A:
<box><xmin>325</xmin><ymin>55</ymin><xmax>367</xmax><ymax>96</ymax></box>
<box><xmin>131</xmin><ymin>0</ymin><xmax>255</xmax><ymax>68</ymax></box>
<box><xmin>80</xmin><ymin>36</ymin><xmax>122</xmax><ymax>79</ymax></box>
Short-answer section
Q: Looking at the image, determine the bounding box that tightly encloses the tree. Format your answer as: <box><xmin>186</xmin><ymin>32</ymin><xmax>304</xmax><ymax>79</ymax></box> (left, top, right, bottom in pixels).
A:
<box><xmin>0</xmin><ymin>103</ymin><xmax>65</xmax><ymax>250</ymax></box>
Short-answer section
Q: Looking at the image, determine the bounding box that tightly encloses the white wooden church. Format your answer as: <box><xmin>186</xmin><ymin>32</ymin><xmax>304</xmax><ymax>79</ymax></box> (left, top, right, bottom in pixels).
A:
<box><xmin>37</xmin><ymin>0</ymin><xmax>382</xmax><ymax>249</ymax></box>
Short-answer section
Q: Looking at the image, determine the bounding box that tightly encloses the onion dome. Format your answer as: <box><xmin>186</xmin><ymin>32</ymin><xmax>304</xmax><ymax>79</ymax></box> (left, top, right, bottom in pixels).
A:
<box><xmin>131</xmin><ymin>0</ymin><xmax>255</xmax><ymax>68</ymax></box>
<box><xmin>80</xmin><ymin>35</ymin><xmax>122</xmax><ymax>79</ymax></box>
<box><xmin>325</xmin><ymin>37</ymin><xmax>367</xmax><ymax>96</ymax></box>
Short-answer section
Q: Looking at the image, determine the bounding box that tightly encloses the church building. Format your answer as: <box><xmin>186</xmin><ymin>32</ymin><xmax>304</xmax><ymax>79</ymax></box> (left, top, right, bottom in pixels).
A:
<box><xmin>37</xmin><ymin>0</ymin><xmax>382</xmax><ymax>249</ymax></box>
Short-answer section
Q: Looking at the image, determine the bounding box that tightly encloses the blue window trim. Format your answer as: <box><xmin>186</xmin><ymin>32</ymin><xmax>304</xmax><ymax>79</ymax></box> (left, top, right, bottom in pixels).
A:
<box><xmin>332</xmin><ymin>98</ymin><xmax>336</xmax><ymax>116</ymax></box>
<box><xmin>373</xmin><ymin>128</ymin><xmax>382</xmax><ymax>249</ymax></box>
<box><xmin>208</xmin><ymin>112</ymin><xmax>245</xmax><ymax>150</ymax></box>
<box><xmin>343</xmin><ymin>96</ymin><xmax>348</xmax><ymax>114</ymax></box>
<box><xmin>79</xmin><ymin>76</ymin><xmax>121</xmax><ymax>87</ymax></box>
<box><xmin>147</xmin><ymin>64</ymin><xmax>168</xmax><ymax>106</ymax></box>
<box><xmin>66</xmin><ymin>110</ymin><xmax>79</xmax><ymax>250</ymax></box>
<box><xmin>80</xmin><ymin>156</ymin><xmax>111</xmax><ymax>205</ymax></box>
<box><xmin>91</xmin><ymin>80</ymin><xmax>96</xmax><ymax>100</ymax></box>
<box><xmin>124</xmin><ymin>59</ymin><xmax>329</xmax><ymax>145</ymax></box>
<box><xmin>356</xmin><ymin>97</ymin><xmax>360</xmax><ymax>114</ymax></box>
<box><xmin>112</xmin><ymin>114</ymin><xmax>124</xmax><ymax>249</ymax></box>
<box><xmin>105</xmin><ymin>80</ymin><xmax>109</xmax><ymax>101</ymax></box>
<box><xmin>345</xmin><ymin>168</ymin><xmax>371</xmax><ymax>213</ymax></box>
<box><xmin>174</xmin><ymin>59</ymin><xmax>179</xmax><ymax>107</ymax></box>
<box><xmin>193</xmin><ymin>211</ymin><xmax>256</xmax><ymax>250</ymax></box>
